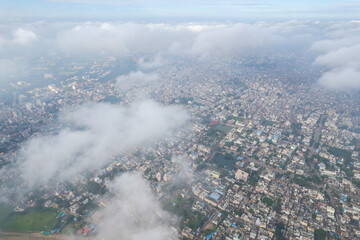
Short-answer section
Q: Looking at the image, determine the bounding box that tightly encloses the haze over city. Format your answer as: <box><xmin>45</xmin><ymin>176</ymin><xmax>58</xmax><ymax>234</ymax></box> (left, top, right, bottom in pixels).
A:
<box><xmin>0</xmin><ymin>1</ymin><xmax>359</xmax><ymax>240</ymax></box>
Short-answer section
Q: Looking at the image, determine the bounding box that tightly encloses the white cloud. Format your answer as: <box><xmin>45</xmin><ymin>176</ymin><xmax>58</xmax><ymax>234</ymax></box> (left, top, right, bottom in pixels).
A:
<box><xmin>0</xmin><ymin>58</ymin><xmax>30</xmax><ymax>85</ymax></box>
<box><xmin>314</xmin><ymin>44</ymin><xmax>360</xmax><ymax>68</ymax></box>
<box><xmin>172</xmin><ymin>155</ymin><xmax>193</xmax><ymax>181</ymax></box>
<box><xmin>0</xmin><ymin>37</ymin><xmax>6</xmax><ymax>49</ymax></box>
<box><xmin>3</xmin><ymin>20</ymin><xmax>360</xmax><ymax>90</ymax></box>
<box><xmin>188</xmin><ymin>23</ymin><xmax>280</xmax><ymax>58</ymax></box>
<box><xmin>54</xmin><ymin>22</ymin><xmax>284</xmax><ymax>58</ymax></box>
<box><xmin>19</xmin><ymin>100</ymin><xmax>189</xmax><ymax>188</ymax></box>
<box><xmin>116</xmin><ymin>71</ymin><xmax>159</xmax><ymax>91</ymax></box>
<box><xmin>311</xmin><ymin>36</ymin><xmax>360</xmax><ymax>53</ymax></box>
<box><xmin>137</xmin><ymin>54</ymin><xmax>164</xmax><ymax>69</ymax></box>
<box><xmin>13</xmin><ymin>28</ymin><xmax>37</xmax><ymax>44</ymax></box>
<box><xmin>56</xmin><ymin>22</ymin><xmax>191</xmax><ymax>55</ymax></box>
<box><xmin>0</xmin><ymin>21</ymin><xmax>320</xmax><ymax>63</ymax></box>
<box><xmin>313</xmin><ymin>31</ymin><xmax>360</xmax><ymax>90</ymax></box>
<box><xmin>317</xmin><ymin>68</ymin><xmax>360</xmax><ymax>90</ymax></box>
<box><xmin>92</xmin><ymin>173</ymin><xmax>177</xmax><ymax>240</ymax></box>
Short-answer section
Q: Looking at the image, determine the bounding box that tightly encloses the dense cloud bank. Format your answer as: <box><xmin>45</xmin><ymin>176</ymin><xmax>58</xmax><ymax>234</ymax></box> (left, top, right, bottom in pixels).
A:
<box><xmin>312</xmin><ymin>24</ymin><xmax>360</xmax><ymax>89</ymax></box>
<box><xmin>0</xmin><ymin>20</ymin><xmax>360</xmax><ymax>89</ymax></box>
<box><xmin>0</xmin><ymin>22</ymin><xmax>280</xmax><ymax>58</ymax></box>
<box><xmin>19</xmin><ymin>100</ymin><xmax>189</xmax><ymax>188</ymax></box>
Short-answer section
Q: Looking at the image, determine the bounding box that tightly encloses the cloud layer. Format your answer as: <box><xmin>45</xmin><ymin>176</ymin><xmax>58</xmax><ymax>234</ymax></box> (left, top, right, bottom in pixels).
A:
<box><xmin>13</xmin><ymin>28</ymin><xmax>37</xmax><ymax>45</ymax></box>
<box><xmin>93</xmin><ymin>173</ymin><xmax>176</xmax><ymax>240</ymax></box>
<box><xmin>116</xmin><ymin>71</ymin><xmax>159</xmax><ymax>91</ymax></box>
<box><xmin>312</xmin><ymin>21</ymin><xmax>360</xmax><ymax>90</ymax></box>
<box><xmin>19</xmin><ymin>100</ymin><xmax>189</xmax><ymax>188</ymax></box>
<box><xmin>1</xmin><ymin>21</ymin><xmax>360</xmax><ymax>88</ymax></box>
<box><xmin>0</xmin><ymin>22</ymin><xmax>287</xmax><ymax>59</ymax></box>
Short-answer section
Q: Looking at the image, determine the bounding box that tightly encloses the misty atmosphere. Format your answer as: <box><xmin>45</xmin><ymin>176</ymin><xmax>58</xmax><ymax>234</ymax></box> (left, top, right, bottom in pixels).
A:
<box><xmin>0</xmin><ymin>1</ymin><xmax>360</xmax><ymax>240</ymax></box>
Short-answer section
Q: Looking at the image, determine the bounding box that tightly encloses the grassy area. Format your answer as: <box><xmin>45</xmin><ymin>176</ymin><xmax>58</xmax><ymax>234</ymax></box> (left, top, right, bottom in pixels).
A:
<box><xmin>291</xmin><ymin>123</ymin><xmax>302</xmax><ymax>136</ymax></box>
<box><xmin>262</xmin><ymin>197</ymin><xmax>274</xmax><ymax>206</ymax></box>
<box><xmin>229</xmin><ymin>79</ymin><xmax>248</xmax><ymax>89</ymax></box>
<box><xmin>228</xmin><ymin>116</ymin><xmax>245</xmax><ymax>122</ymax></box>
<box><xmin>100</xmin><ymin>95</ymin><xmax>123</xmax><ymax>104</ymax></box>
<box><xmin>0</xmin><ymin>204</ymin><xmax>13</xmax><ymax>225</ymax></box>
<box><xmin>214</xmin><ymin>124</ymin><xmax>233</xmax><ymax>134</ymax></box>
<box><xmin>186</xmin><ymin>212</ymin><xmax>205</xmax><ymax>231</ymax></box>
<box><xmin>0</xmin><ymin>208</ymin><xmax>59</xmax><ymax>232</ymax></box>
<box><xmin>212</xmin><ymin>153</ymin><xmax>236</xmax><ymax>170</ymax></box>
<box><xmin>162</xmin><ymin>195</ymin><xmax>193</xmax><ymax>221</ymax></box>
<box><xmin>261</xmin><ymin>120</ymin><xmax>276</xmax><ymax>126</ymax></box>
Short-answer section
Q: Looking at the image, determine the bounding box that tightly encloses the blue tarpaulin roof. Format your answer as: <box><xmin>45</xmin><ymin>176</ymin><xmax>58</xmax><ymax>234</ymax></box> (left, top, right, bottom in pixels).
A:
<box><xmin>206</xmin><ymin>232</ymin><xmax>214</xmax><ymax>239</ymax></box>
<box><xmin>192</xmin><ymin>186</ymin><xmax>199</xmax><ymax>194</ymax></box>
<box><xmin>215</xmin><ymin>188</ymin><xmax>224</xmax><ymax>195</ymax></box>
<box><xmin>210</xmin><ymin>192</ymin><xmax>220</xmax><ymax>200</ymax></box>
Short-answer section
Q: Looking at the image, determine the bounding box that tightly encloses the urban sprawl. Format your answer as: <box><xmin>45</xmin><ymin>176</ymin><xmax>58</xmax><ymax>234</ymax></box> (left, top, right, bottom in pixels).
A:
<box><xmin>1</xmin><ymin>55</ymin><xmax>360</xmax><ymax>240</ymax></box>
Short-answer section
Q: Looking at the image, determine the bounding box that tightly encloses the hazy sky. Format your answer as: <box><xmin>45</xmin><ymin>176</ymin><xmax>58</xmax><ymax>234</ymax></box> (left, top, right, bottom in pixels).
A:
<box><xmin>2</xmin><ymin>0</ymin><xmax>360</xmax><ymax>21</ymax></box>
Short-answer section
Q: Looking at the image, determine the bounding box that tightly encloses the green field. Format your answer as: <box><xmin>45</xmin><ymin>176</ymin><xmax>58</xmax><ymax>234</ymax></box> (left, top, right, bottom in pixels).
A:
<box><xmin>214</xmin><ymin>124</ymin><xmax>233</xmax><ymax>133</ymax></box>
<box><xmin>0</xmin><ymin>207</ymin><xmax>59</xmax><ymax>232</ymax></box>
<box><xmin>212</xmin><ymin>153</ymin><xmax>236</xmax><ymax>170</ymax></box>
<box><xmin>0</xmin><ymin>204</ymin><xmax>13</xmax><ymax>225</ymax></box>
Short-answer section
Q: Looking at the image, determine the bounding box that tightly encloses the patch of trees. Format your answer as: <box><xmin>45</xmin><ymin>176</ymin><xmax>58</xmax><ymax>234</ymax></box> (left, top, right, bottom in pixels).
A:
<box><xmin>203</xmin><ymin>229</ymin><xmax>213</xmax><ymax>236</ymax></box>
<box><xmin>261</xmin><ymin>120</ymin><xmax>276</xmax><ymax>126</ymax></box>
<box><xmin>207</xmin><ymin>128</ymin><xmax>226</xmax><ymax>138</ymax></box>
<box><xmin>352</xmin><ymin>179</ymin><xmax>360</xmax><ymax>189</ymax></box>
<box><xmin>228</xmin><ymin>78</ymin><xmax>248</xmax><ymax>89</ymax></box>
<box><xmin>273</xmin><ymin>198</ymin><xmax>282</xmax><ymax>213</ymax></box>
<box><xmin>327</xmin><ymin>146</ymin><xmax>352</xmax><ymax>163</ymax></box>
<box><xmin>248</xmin><ymin>170</ymin><xmax>261</xmax><ymax>186</ymax></box>
<box><xmin>291</xmin><ymin>123</ymin><xmax>302</xmax><ymax>136</ymax></box>
<box><xmin>196</xmin><ymin>162</ymin><xmax>208</xmax><ymax>172</ymax></box>
<box><xmin>314</xmin><ymin>228</ymin><xmax>326</xmax><ymax>240</ymax></box>
<box><xmin>163</xmin><ymin>195</ymin><xmax>194</xmax><ymax>222</ymax></box>
<box><xmin>87</xmin><ymin>181</ymin><xmax>106</xmax><ymax>195</ymax></box>
<box><xmin>262</xmin><ymin>197</ymin><xmax>274</xmax><ymax>207</ymax></box>
<box><xmin>292</xmin><ymin>174</ymin><xmax>320</xmax><ymax>188</ymax></box>
<box><xmin>212</xmin><ymin>153</ymin><xmax>236</xmax><ymax>169</ymax></box>
<box><xmin>186</xmin><ymin>212</ymin><xmax>205</xmax><ymax>231</ymax></box>
<box><xmin>275</xmin><ymin>222</ymin><xmax>286</xmax><ymax>240</ymax></box>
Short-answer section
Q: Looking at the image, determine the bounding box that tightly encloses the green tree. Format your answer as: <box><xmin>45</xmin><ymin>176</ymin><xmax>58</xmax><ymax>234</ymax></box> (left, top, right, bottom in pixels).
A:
<box><xmin>275</xmin><ymin>222</ymin><xmax>285</xmax><ymax>240</ymax></box>
<box><xmin>314</xmin><ymin>228</ymin><xmax>326</xmax><ymax>240</ymax></box>
<box><xmin>262</xmin><ymin>197</ymin><xmax>274</xmax><ymax>206</ymax></box>
<box><xmin>203</xmin><ymin>229</ymin><xmax>212</xmax><ymax>236</ymax></box>
<box><xmin>273</xmin><ymin>198</ymin><xmax>282</xmax><ymax>213</ymax></box>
